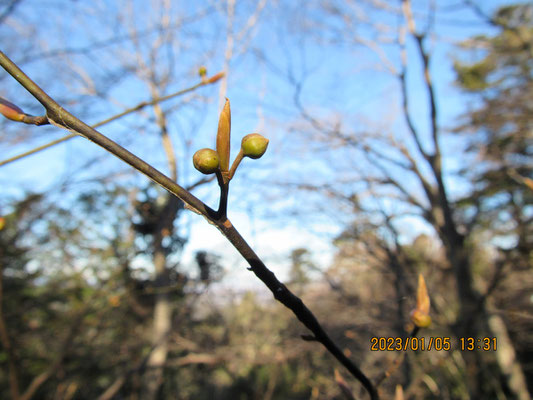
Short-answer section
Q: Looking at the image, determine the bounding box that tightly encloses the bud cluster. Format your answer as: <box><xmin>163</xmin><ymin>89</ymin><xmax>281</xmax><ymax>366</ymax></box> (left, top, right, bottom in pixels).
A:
<box><xmin>192</xmin><ymin>99</ymin><xmax>269</xmax><ymax>180</ymax></box>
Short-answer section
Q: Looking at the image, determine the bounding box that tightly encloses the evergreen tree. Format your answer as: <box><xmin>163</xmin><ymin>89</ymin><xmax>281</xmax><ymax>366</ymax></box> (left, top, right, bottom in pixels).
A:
<box><xmin>454</xmin><ymin>3</ymin><xmax>533</xmax><ymax>262</ymax></box>
<box><xmin>454</xmin><ymin>3</ymin><xmax>533</xmax><ymax>396</ymax></box>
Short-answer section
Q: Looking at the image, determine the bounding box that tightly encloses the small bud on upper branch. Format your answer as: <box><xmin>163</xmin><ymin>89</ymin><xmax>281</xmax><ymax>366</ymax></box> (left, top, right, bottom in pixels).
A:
<box><xmin>198</xmin><ymin>66</ymin><xmax>207</xmax><ymax>78</ymax></box>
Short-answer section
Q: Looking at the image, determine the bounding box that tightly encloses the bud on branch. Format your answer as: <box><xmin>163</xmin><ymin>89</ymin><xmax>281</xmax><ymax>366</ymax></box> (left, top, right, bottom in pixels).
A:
<box><xmin>410</xmin><ymin>274</ymin><xmax>431</xmax><ymax>328</ymax></box>
<box><xmin>193</xmin><ymin>148</ymin><xmax>220</xmax><ymax>174</ymax></box>
<box><xmin>0</xmin><ymin>97</ymin><xmax>25</xmax><ymax>121</ymax></box>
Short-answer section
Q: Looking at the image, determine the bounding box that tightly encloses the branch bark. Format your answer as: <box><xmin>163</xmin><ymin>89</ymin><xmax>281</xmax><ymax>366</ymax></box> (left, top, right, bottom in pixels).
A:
<box><xmin>0</xmin><ymin>75</ymin><xmax>222</xmax><ymax>168</ymax></box>
<box><xmin>0</xmin><ymin>50</ymin><xmax>379</xmax><ymax>400</ymax></box>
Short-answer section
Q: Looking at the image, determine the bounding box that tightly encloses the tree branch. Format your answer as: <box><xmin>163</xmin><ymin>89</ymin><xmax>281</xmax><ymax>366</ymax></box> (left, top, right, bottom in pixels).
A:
<box><xmin>398</xmin><ymin>1</ymin><xmax>431</xmax><ymax>161</ymax></box>
<box><xmin>401</xmin><ymin>0</ymin><xmax>460</xmax><ymax>242</ymax></box>
<box><xmin>0</xmin><ymin>51</ymin><xmax>379</xmax><ymax>399</ymax></box>
<box><xmin>0</xmin><ymin>73</ymin><xmax>223</xmax><ymax>168</ymax></box>
<box><xmin>401</xmin><ymin>0</ymin><xmax>439</xmax><ymax>159</ymax></box>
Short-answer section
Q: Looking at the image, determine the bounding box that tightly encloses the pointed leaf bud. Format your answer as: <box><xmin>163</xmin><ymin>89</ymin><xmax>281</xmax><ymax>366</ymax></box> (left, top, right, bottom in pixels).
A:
<box><xmin>241</xmin><ymin>133</ymin><xmax>269</xmax><ymax>159</ymax></box>
<box><xmin>193</xmin><ymin>148</ymin><xmax>220</xmax><ymax>174</ymax></box>
<box><xmin>0</xmin><ymin>97</ymin><xmax>25</xmax><ymax>122</ymax></box>
<box><xmin>206</xmin><ymin>72</ymin><xmax>225</xmax><ymax>84</ymax></box>
<box><xmin>415</xmin><ymin>274</ymin><xmax>430</xmax><ymax>315</ymax></box>
<box><xmin>216</xmin><ymin>98</ymin><xmax>231</xmax><ymax>171</ymax></box>
<box><xmin>410</xmin><ymin>274</ymin><xmax>431</xmax><ymax>328</ymax></box>
<box><xmin>395</xmin><ymin>384</ymin><xmax>404</xmax><ymax>400</ymax></box>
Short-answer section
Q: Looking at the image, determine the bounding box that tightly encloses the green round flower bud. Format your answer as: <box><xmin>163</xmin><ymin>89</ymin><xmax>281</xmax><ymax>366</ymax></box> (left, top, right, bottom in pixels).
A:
<box><xmin>198</xmin><ymin>66</ymin><xmax>207</xmax><ymax>78</ymax></box>
<box><xmin>193</xmin><ymin>148</ymin><xmax>220</xmax><ymax>174</ymax></box>
<box><xmin>241</xmin><ymin>133</ymin><xmax>269</xmax><ymax>159</ymax></box>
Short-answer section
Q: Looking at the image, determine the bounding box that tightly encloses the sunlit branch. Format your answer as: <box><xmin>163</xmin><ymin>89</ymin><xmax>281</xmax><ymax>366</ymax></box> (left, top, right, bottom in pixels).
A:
<box><xmin>401</xmin><ymin>0</ymin><xmax>459</xmax><ymax>239</ymax></box>
<box><xmin>0</xmin><ymin>50</ymin><xmax>379</xmax><ymax>400</ymax></box>
<box><xmin>363</xmin><ymin>151</ymin><xmax>428</xmax><ymax>214</ymax></box>
<box><xmin>398</xmin><ymin>1</ymin><xmax>432</xmax><ymax>162</ymax></box>
<box><xmin>402</xmin><ymin>0</ymin><xmax>439</xmax><ymax>159</ymax></box>
<box><xmin>0</xmin><ymin>75</ymin><xmax>222</xmax><ymax>168</ymax></box>
<box><xmin>363</xmin><ymin>144</ymin><xmax>414</xmax><ymax>171</ymax></box>
<box><xmin>395</xmin><ymin>143</ymin><xmax>439</xmax><ymax>205</ymax></box>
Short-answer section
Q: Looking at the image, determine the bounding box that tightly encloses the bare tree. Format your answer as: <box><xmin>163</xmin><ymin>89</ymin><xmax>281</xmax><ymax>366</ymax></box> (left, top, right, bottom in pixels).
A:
<box><xmin>272</xmin><ymin>0</ymin><xmax>530</xmax><ymax>398</ymax></box>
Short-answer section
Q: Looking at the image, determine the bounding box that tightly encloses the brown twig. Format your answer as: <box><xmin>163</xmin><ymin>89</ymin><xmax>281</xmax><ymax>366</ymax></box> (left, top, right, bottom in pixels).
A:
<box><xmin>0</xmin><ymin>72</ymin><xmax>224</xmax><ymax>167</ymax></box>
<box><xmin>0</xmin><ymin>50</ymin><xmax>378</xmax><ymax>399</ymax></box>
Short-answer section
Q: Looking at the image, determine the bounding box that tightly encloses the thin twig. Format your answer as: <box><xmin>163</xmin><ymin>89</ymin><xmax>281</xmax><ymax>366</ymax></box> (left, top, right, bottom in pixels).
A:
<box><xmin>0</xmin><ymin>50</ymin><xmax>379</xmax><ymax>399</ymax></box>
<box><xmin>0</xmin><ymin>73</ymin><xmax>223</xmax><ymax>167</ymax></box>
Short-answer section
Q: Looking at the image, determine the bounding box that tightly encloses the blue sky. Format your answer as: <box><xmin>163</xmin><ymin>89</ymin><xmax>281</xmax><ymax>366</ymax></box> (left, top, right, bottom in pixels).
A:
<box><xmin>0</xmin><ymin>0</ymin><xmax>521</xmax><ymax>287</ymax></box>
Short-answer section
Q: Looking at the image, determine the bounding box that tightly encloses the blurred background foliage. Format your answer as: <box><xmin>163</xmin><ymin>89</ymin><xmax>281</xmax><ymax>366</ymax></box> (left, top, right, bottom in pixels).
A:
<box><xmin>0</xmin><ymin>1</ymin><xmax>532</xmax><ymax>399</ymax></box>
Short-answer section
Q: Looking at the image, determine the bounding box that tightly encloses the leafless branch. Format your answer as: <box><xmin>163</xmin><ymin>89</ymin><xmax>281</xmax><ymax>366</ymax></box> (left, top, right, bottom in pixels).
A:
<box><xmin>0</xmin><ymin>0</ymin><xmax>21</xmax><ymax>24</ymax></box>
<box><xmin>397</xmin><ymin>24</ymin><xmax>430</xmax><ymax>161</ymax></box>
<box><xmin>0</xmin><ymin>51</ymin><xmax>379</xmax><ymax>400</ymax></box>
<box><xmin>401</xmin><ymin>0</ymin><xmax>439</xmax><ymax>159</ymax></box>
<box><xmin>0</xmin><ymin>74</ymin><xmax>223</xmax><ymax>168</ymax></box>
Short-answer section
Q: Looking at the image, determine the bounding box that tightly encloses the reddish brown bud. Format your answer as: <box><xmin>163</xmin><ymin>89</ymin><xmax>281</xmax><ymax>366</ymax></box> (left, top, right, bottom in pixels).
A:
<box><xmin>206</xmin><ymin>72</ymin><xmax>225</xmax><ymax>84</ymax></box>
<box><xmin>410</xmin><ymin>274</ymin><xmax>432</xmax><ymax>328</ymax></box>
<box><xmin>0</xmin><ymin>97</ymin><xmax>25</xmax><ymax>122</ymax></box>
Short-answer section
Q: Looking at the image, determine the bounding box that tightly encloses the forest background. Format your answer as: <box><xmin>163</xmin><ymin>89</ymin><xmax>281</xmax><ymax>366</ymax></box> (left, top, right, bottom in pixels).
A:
<box><xmin>0</xmin><ymin>0</ymin><xmax>531</xmax><ymax>399</ymax></box>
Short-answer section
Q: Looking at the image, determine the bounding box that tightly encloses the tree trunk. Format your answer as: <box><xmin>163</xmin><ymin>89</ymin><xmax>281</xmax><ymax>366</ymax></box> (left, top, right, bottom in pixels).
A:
<box><xmin>487</xmin><ymin>302</ymin><xmax>531</xmax><ymax>400</ymax></box>
<box><xmin>141</xmin><ymin>196</ymin><xmax>182</xmax><ymax>399</ymax></box>
<box><xmin>443</xmin><ymin>230</ymin><xmax>483</xmax><ymax>398</ymax></box>
<box><xmin>142</xmin><ymin>246</ymin><xmax>171</xmax><ymax>400</ymax></box>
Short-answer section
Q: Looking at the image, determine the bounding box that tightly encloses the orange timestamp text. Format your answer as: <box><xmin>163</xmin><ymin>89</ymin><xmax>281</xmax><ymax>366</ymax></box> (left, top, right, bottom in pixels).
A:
<box><xmin>371</xmin><ymin>336</ymin><xmax>451</xmax><ymax>351</ymax></box>
<box><xmin>370</xmin><ymin>337</ymin><xmax>497</xmax><ymax>352</ymax></box>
